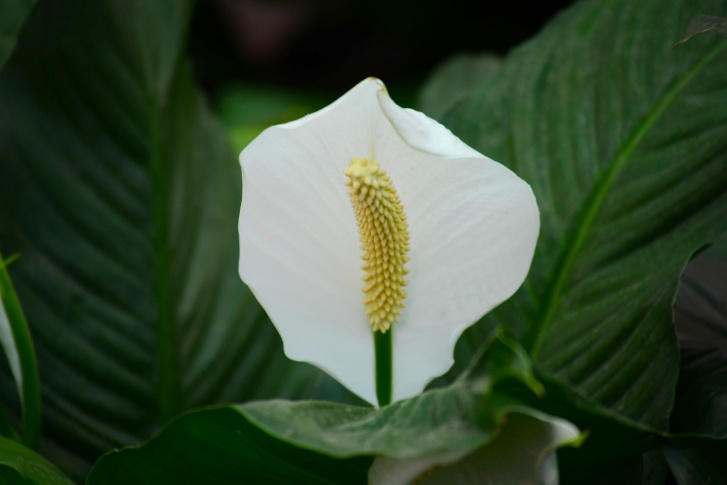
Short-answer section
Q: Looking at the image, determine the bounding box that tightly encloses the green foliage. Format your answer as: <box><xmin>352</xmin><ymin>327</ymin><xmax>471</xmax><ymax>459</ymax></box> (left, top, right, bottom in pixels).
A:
<box><xmin>417</xmin><ymin>53</ymin><xmax>501</xmax><ymax>121</ymax></box>
<box><xmin>0</xmin><ymin>253</ymin><xmax>40</xmax><ymax>449</ymax></box>
<box><xmin>0</xmin><ymin>435</ymin><xmax>73</xmax><ymax>485</ymax></box>
<box><xmin>86</xmin><ymin>406</ymin><xmax>372</xmax><ymax>485</ymax></box>
<box><xmin>86</xmin><ymin>332</ymin><xmax>579</xmax><ymax>483</ymax></box>
<box><xmin>0</xmin><ymin>0</ymin><xmax>354</xmax><ymax>480</ymax></box>
<box><xmin>0</xmin><ymin>0</ymin><xmax>725</xmax><ymax>482</ymax></box>
<box><xmin>426</xmin><ymin>0</ymin><xmax>727</xmax><ymax>432</ymax></box>
<box><xmin>419</xmin><ymin>0</ymin><xmax>727</xmax><ymax>481</ymax></box>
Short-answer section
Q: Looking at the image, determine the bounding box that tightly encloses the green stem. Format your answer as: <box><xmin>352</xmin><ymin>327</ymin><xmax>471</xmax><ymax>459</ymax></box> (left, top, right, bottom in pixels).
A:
<box><xmin>374</xmin><ymin>329</ymin><xmax>392</xmax><ymax>407</ymax></box>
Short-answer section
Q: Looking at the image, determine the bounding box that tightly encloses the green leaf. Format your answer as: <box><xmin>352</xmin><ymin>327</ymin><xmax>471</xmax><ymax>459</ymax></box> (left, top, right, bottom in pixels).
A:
<box><xmin>237</xmin><ymin>331</ymin><xmax>538</xmax><ymax>460</ymax></box>
<box><xmin>86</xmin><ymin>406</ymin><xmax>372</xmax><ymax>485</ymax></box>
<box><xmin>87</xmin><ymin>332</ymin><xmax>579</xmax><ymax>484</ymax></box>
<box><xmin>0</xmin><ymin>410</ymin><xmax>19</xmax><ymax>443</ymax></box>
<box><xmin>0</xmin><ymin>0</ymin><xmax>35</xmax><ymax>69</ymax></box>
<box><xmin>527</xmin><ymin>256</ymin><xmax>727</xmax><ymax>485</ymax></box>
<box><xmin>0</xmin><ymin>1</ymin><xmax>354</xmax><ymax>480</ymax></box>
<box><xmin>0</xmin><ymin>253</ymin><xmax>40</xmax><ymax>449</ymax></box>
<box><xmin>0</xmin><ymin>435</ymin><xmax>74</xmax><ymax>485</ymax></box>
<box><xmin>424</xmin><ymin>0</ymin><xmax>727</xmax><ymax>431</ymax></box>
<box><xmin>417</xmin><ymin>53</ymin><xmax>502</xmax><ymax>121</ymax></box>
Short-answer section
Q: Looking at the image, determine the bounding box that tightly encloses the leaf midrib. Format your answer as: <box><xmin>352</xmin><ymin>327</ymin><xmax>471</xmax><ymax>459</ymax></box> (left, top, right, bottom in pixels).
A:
<box><xmin>528</xmin><ymin>41</ymin><xmax>727</xmax><ymax>358</ymax></box>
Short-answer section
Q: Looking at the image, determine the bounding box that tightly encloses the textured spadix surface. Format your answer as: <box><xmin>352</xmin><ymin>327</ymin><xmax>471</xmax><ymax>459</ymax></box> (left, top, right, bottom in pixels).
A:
<box><xmin>238</xmin><ymin>78</ymin><xmax>539</xmax><ymax>404</ymax></box>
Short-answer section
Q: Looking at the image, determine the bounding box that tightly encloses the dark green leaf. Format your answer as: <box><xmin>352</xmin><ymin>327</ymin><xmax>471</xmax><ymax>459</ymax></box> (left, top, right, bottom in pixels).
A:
<box><xmin>524</xmin><ymin>374</ymin><xmax>656</xmax><ymax>484</ymax></box>
<box><xmin>561</xmin><ymin>455</ymin><xmax>643</xmax><ymax>485</ymax></box>
<box><xmin>0</xmin><ymin>409</ymin><xmax>19</xmax><ymax>443</ymax></box>
<box><xmin>0</xmin><ymin>253</ymin><xmax>40</xmax><ymax>449</ymax></box>
<box><xmin>417</xmin><ymin>53</ymin><xmax>501</xmax><ymax>121</ymax></box>
<box><xmin>86</xmin><ymin>406</ymin><xmax>371</xmax><ymax>485</ymax></box>
<box><xmin>661</xmin><ymin>436</ymin><xmax>727</xmax><ymax>484</ymax></box>
<box><xmin>239</xmin><ymin>331</ymin><xmax>538</xmax><ymax>460</ymax></box>
<box><xmin>0</xmin><ymin>435</ymin><xmax>74</xmax><ymax>485</ymax></box>
<box><xmin>671</xmin><ymin>251</ymin><xmax>727</xmax><ymax>438</ymax></box>
<box><xmin>242</xmin><ymin>391</ymin><xmax>485</xmax><ymax>461</ymax></box>
<box><xmin>87</xmin><ymin>332</ymin><xmax>577</xmax><ymax>484</ymax></box>
<box><xmin>0</xmin><ymin>0</ymin><xmax>35</xmax><ymax>69</ymax></box>
<box><xmin>0</xmin><ymin>0</ymin><xmax>354</xmax><ymax>480</ymax></box>
<box><xmin>425</xmin><ymin>0</ymin><xmax>727</xmax><ymax>430</ymax></box>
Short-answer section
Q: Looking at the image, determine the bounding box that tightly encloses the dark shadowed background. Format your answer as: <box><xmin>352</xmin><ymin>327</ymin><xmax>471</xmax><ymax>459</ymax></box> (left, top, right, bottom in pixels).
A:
<box><xmin>188</xmin><ymin>0</ymin><xmax>576</xmax><ymax>101</ymax></box>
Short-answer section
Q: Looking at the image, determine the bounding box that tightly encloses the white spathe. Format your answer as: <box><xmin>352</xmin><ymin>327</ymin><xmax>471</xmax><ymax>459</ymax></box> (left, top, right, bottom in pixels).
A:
<box><xmin>238</xmin><ymin>77</ymin><xmax>539</xmax><ymax>405</ymax></box>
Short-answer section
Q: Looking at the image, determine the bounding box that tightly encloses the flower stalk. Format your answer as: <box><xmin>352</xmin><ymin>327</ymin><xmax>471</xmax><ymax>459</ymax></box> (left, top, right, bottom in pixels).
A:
<box><xmin>374</xmin><ymin>329</ymin><xmax>393</xmax><ymax>406</ymax></box>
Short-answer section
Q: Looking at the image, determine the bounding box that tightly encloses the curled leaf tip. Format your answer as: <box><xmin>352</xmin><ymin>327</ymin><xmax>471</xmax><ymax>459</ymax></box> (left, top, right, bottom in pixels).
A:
<box><xmin>674</xmin><ymin>14</ymin><xmax>727</xmax><ymax>48</ymax></box>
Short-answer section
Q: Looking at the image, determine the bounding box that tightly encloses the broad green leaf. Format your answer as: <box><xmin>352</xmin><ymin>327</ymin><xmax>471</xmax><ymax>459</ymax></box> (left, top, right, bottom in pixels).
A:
<box><xmin>0</xmin><ymin>0</ymin><xmax>354</xmax><ymax>480</ymax></box>
<box><xmin>0</xmin><ymin>0</ymin><xmax>35</xmax><ymax>69</ymax></box>
<box><xmin>0</xmin><ymin>435</ymin><xmax>74</xmax><ymax>485</ymax></box>
<box><xmin>0</xmin><ymin>252</ymin><xmax>40</xmax><ymax>449</ymax></box>
<box><xmin>86</xmin><ymin>406</ymin><xmax>372</xmax><ymax>485</ymax></box>
<box><xmin>241</xmin><ymin>392</ymin><xmax>486</xmax><ymax>461</ymax></box>
<box><xmin>530</xmin><ymin>247</ymin><xmax>727</xmax><ymax>483</ymax></box>
<box><xmin>87</xmin><ymin>331</ymin><xmax>578</xmax><ymax>484</ymax></box>
<box><xmin>237</xmin><ymin>331</ymin><xmax>542</xmax><ymax>460</ymax></box>
<box><xmin>424</xmin><ymin>0</ymin><xmax>727</xmax><ymax>430</ymax></box>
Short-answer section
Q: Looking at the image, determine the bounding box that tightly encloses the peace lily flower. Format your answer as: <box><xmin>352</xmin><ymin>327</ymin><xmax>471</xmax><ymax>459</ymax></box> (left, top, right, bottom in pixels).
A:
<box><xmin>238</xmin><ymin>77</ymin><xmax>539</xmax><ymax>406</ymax></box>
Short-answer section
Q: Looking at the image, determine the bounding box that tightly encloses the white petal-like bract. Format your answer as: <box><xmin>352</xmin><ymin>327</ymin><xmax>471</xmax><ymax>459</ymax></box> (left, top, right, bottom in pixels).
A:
<box><xmin>238</xmin><ymin>78</ymin><xmax>539</xmax><ymax>405</ymax></box>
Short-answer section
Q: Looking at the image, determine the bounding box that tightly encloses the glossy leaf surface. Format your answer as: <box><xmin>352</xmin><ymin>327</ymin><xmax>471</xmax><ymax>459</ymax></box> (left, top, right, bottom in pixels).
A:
<box><xmin>0</xmin><ymin>435</ymin><xmax>73</xmax><ymax>485</ymax></box>
<box><xmin>0</xmin><ymin>254</ymin><xmax>40</xmax><ymax>449</ymax></box>
<box><xmin>425</xmin><ymin>0</ymin><xmax>727</xmax><ymax>430</ymax></box>
<box><xmin>0</xmin><ymin>0</ymin><xmax>352</xmax><ymax>479</ymax></box>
